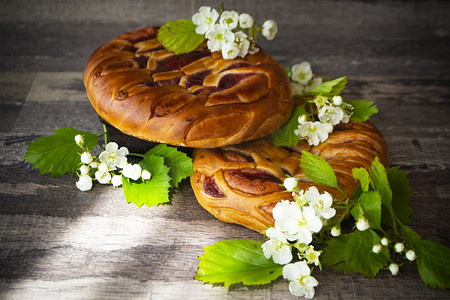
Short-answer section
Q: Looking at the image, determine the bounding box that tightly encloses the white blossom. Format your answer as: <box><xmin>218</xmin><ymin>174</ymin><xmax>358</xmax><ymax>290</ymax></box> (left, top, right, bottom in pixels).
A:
<box><xmin>372</xmin><ymin>244</ymin><xmax>382</xmax><ymax>254</ymax></box>
<box><xmin>283</xmin><ymin>177</ymin><xmax>299</xmax><ymax>192</ymax></box>
<box><xmin>394</xmin><ymin>242</ymin><xmax>405</xmax><ymax>253</ymax></box>
<box><xmin>313</xmin><ymin>95</ymin><xmax>329</xmax><ymax>108</ymax></box>
<box><xmin>219</xmin><ymin>10</ymin><xmax>239</xmax><ymax>30</ymax></box>
<box><xmin>291</xmin><ymin>82</ymin><xmax>306</xmax><ymax>96</ymax></box>
<box><xmin>283</xmin><ymin>261</ymin><xmax>318</xmax><ymax>299</ymax></box>
<box><xmin>262</xmin><ymin>227</ymin><xmax>293</xmax><ymax>265</ymax></box>
<box><xmin>262</xmin><ymin>20</ymin><xmax>277</xmax><ymax>40</ymax></box>
<box><xmin>222</xmin><ymin>42</ymin><xmax>240</xmax><ymax>59</ymax></box>
<box><xmin>356</xmin><ymin>217</ymin><xmax>370</xmax><ymax>231</ymax></box>
<box><xmin>205</xmin><ymin>24</ymin><xmax>235</xmax><ymax>52</ymax></box>
<box><xmin>406</xmin><ymin>250</ymin><xmax>417</xmax><ymax>261</ymax></box>
<box><xmin>330</xmin><ymin>225</ymin><xmax>341</xmax><ymax>237</ymax></box>
<box><xmin>234</xmin><ymin>31</ymin><xmax>250</xmax><ymax>58</ymax></box>
<box><xmin>318</xmin><ymin>105</ymin><xmax>345</xmax><ymax>125</ymax></box>
<box><xmin>74</xmin><ymin>134</ymin><xmax>84</xmax><ymax>147</ymax></box>
<box><xmin>192</xmin><ymin>6</ymin><xmax>219</xmax><ymax>35</ymax></box>
<box><xmin>291</xmin><ymin>62</ymin><xmax>313</xmax><ymax>84</ymax></box>
<box><xmin>141</xmin><ymin>170</ymin><xmax>152</xmax><ymax>181</ymax></box>
<box><xmin>238</xmin><ymin>13</ymin><xmax>254</xmax><ymax>29</ymax></box>
<box><xmin>79</xmin><ymin>165</ymin><xmax>90</xmax><ymax>175</ymax></box>
<box><xmin>381</xmin><ymin>237</ymin><xmax>389</xmax><ymax>246</ymax></box>
<box><xmin>304</xmin><ymin>246</ymin><xmax>321</xmax><ymax>266</ymax></box>
<box><xmin>80</xmin><ymin>151</ymin><xmax>93</xmax><ymax>165</ymax></box>
<box><xmin>122</xmin><ymin>163</ymin><xmax>142</xmax><ymax>181</ymax></box>
<box><xmin>389</xmin><ymin>263</ymin><xmax>399</xmax><ymax>276</ymax></box>
<box><xmin>111</xmin><ymin>175</ymin><xmax>123</xmax><ymax>187</ymax></box>
<box><xmin>292</xmin><ymin>190</ymin><xmax>307</xmax><ymax>206</ymax></box>
<box><xmin>99</xmin><ymin>142</ymin><xmax>128</xmax><ymax>170</ymax></box>
<box><xmin>95</xmin><ymin>169</ymin><xmax>111</xmax><ymax>184</ymax></box>
<box><xmin>305</xmin><ymin>186</ymin><xmax>336</xmax><ymax>219</ymax></box>
<box><xmin>304</xmin><ymin>77</ymin><xmax>323</xmax><ymax>94</ymax></box>
<box><xmin>76</xmin><ymin>174</ymin><xmax>93</xmax><ymax>191</ymax></box>
<box><xmin>98</xmin><ymin>162</ymin><xmax>108</xmax><ymax>173</ymax></box>
<box><xmin>274</xmin><ymin>201</ymin><xmax>322</xmax><ymax>244</ymax></box>
<box><xmin>294</xmin><ymin>121</ymin><xmax>333</xmax><ymax>146</ymax></box>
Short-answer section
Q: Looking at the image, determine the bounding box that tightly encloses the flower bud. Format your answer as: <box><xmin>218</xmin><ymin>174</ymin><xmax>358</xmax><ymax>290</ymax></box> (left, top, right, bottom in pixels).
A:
<box><xmin>389</xmin><ymin>263</ymin><xmax>399</xmax><ymax>276</ymax></box>
<box><xmin>76</xmin><ymin>174</ymin><xmax>92</xmax><ymax>192</ymax></box>
<box><xmin>283</xmin><ymin>177</ymin><xmax>299</xmax><ymax>192</ymax></box>
<box><xmin>381</xmin><ymin>237</ymin><xmax>389</xmax><ymax>246</ymax></box>
<box><xmin>262</xmin><ymin>20</ymin><xmax>277</xmax><ymax>40</ymax></box>
<box><xmin>79</xmin><ymin>165</ymin><xmax>90</xmax><ymax>175</ymax></box>
<box><xmin>74</xmin><ymin>134</ymin><xmax>85</xmax><ymax>147</ymax></box>
<box><xmin>141</xmin><ymin>170</ymin><xmax>152</xmax><ymax>180</ymax></box>
<box><xmin>80</xmin><ymin>151</ymin><xmax>93</xmax><ymax>165</ymax></box>
<box><xmin>394</xmin><ymin>242</ymin><xmax>405</xmax><ymax>253</ymax></box>
<box><xmin>111</xmin><ymin>175</ymin><xmax>123</xmax><ymax>187</ymax></box>
<box><xmin>330</xmin><ymin>225</ymin><xmax>341</xmax><ymax>237</ymax></box>
<box><xmin>405</xmin><ymin>250</ymin><xmax>417</xmax><ymax>261</ymax></box>
<box><xmin>356</xmin><ymin>217</ymin><xmax>370</xmax><ymax>231</ymax></box>
<box><xmin>332</xmin><ymin>95</ymin><xmax>343</xmax><ymax>106</ymax></box>
<box><xmin>372</xmin><ymin>244</ymin><xmax>382</xmax><ymax>254</ymax></box>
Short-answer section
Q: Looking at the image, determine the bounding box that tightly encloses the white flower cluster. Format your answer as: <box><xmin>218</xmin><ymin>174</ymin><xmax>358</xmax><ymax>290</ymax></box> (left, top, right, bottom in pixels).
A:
<box><xmin>294</xmin><ymin>94</ymin><xmax>353</xmax><ymax>146</ymax></box>
<box><xmin>74</xmin><ymin>135</ymin><xmax>151</xmax><ymax>191</ymax></box>
<box><xmin>192</xmin><ymin>6</ymin><xmax>277</xmax><ymax>59</ymax></box>
<box><xmin>261</xmin><ymin>178</ymin><xmax>337</xmax><ymax>298</ymax></box>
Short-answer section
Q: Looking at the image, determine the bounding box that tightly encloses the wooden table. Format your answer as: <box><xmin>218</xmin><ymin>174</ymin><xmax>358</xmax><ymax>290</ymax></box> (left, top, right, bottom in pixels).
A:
<box><xmin>1</xmin><ymin>0</ymin><xmax>449</xmax><ymax>299</ymax></box>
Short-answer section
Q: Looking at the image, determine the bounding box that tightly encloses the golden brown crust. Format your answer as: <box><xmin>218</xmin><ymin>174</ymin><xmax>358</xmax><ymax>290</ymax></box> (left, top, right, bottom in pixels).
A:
<box><xmin>83</xmin><ymin>27</ymin><xmax>293</xmax><ymax>148</ymax></box>
<box><xmin>190</xmin><ymin>121</ymin><xmax>388</xmax><ymax>234</ymax></box>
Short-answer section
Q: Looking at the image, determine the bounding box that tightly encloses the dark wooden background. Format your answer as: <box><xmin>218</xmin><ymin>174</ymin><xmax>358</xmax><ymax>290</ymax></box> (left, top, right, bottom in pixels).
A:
<box><xmin>1</xmin><ymin>0</ymin><xmax>449</xmax><ymax>299</ymax></box>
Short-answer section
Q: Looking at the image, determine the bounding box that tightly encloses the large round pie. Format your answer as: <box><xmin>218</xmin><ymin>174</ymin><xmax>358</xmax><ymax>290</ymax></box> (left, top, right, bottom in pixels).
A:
<box><xmin>190</xmin><ymin>121</ymin><xmax>388</xmax><ymax>234</ymax></box>
<box><xmin>84</xmin><ymin>27</ymin><xmax>293</xmax><ymax>148</ymax></box>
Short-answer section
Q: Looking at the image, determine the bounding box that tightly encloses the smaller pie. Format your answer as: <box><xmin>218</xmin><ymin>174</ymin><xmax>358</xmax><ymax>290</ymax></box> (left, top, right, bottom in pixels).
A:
<box><xmin>190</xmin><ymin>121</ymin><xmax>388</xmax><ymax>233</ymax></box>
<box><xmin>83</xmin><ymin>27</ymin><xmax>293</xmax><ymax>149</ymax></box>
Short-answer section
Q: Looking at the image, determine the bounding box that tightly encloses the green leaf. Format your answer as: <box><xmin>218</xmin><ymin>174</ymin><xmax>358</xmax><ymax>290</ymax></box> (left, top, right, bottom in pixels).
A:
<box><xmin>322</xmin><ymin>230</ymin><xmax>390</xmax><ymax>277</ymax></box>
<box><xmin>122</xmin><ymin>154</ymin><xmax>171</xmax><ymax>207</ymax></box>
<box><xmin>369</xmin><ymin>157</ymin><xmax>392</xmax><ymax>208</ymax></box>
<box><xmin>157</xmin><ymin>19</ymin><xmax>205</xmax><ymax>55</ymax></box>
<box><xmin>196</xmin><ymin>240</ymin><xmax>283</xmax><ymax>287</ymax></box>
<box><xmin>146</xmin><ymin>144</ymin><xmax>193</xmax><ymax>188</ymax></box>
<box><xmin>271</xmin><ymin>104</ymin><xmax>306</xmax><ymax>147</ymax></box>
<box><xmin>387</xmin><ymin>166</ymin><xmax>414</xmax><ymax>224</ymax></box>
<box><xmin>300</xmin><ymin>151</ymin><xmax>338</xmax><ymax>188</ymax></box>
<box><xmin>23</xmin><ymin>128</ymin><xmax>99</xmax><ymax>177</ymax></box>
<box><xmin>358</xmin><ymin>191</ymin><xmax>382</xmax><ymax>230</ymax></box>
<box><xmin>352</xmin><ymin>167</ymin><xmax>371</xmax><ymax>192</ymax></box>
<box><xmin>400</xmin><ymin>224</ymin><xmax>422</xmax><ymax>246</ymax></box>
<box><xmin>308</xmin><ymin>76</ymin><xmax>347</xmax><ymax>97</ymax></box>
<box><xmin>413</xmin><ymin>240</ymin><xmax>450</xmax><ymax>289</ymax></box>
<box><xmin>346</xmin><ymin>99</ymin><xmax>378</xmax><ymax>122</ymax></box>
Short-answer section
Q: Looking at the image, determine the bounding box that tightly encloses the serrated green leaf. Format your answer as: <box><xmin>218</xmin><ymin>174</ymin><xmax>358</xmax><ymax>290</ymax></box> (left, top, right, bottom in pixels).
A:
<box><xmin>300</xmin><ymin>151</ymin><xmax>338</xmax><ymax>188</ymax></box>
<box><xmin>271</xmin><ymin>104</ymin><xmax>306</xmax><ymax>147</ymax></box>
<box><xmin>369</xmin><ymin>157</ymin><xmax>392</xmax><ymax>208</ymax></box>
<box><xmin>352</xmin><ymin>167</ymin><xmax>371</xmax><ymax>192</ymax></box>
<box><xmin>413</xmin><ymin>240</ymin><xmax>450</xmax><ymax>290</ymax></box>
<box><xmin>157</xmin><ymin>19</ymin><xmax>205</xmax><ymax>55</ymax></box>
<box><xmin>346</xmin><ymin>99</ymin><xmax>378</xmax><ymax>122</ymax></box>
<box><xmin>23</xmin><ymin>128</ymin><xmax>99</xmax><ymax>177</ymax></box>
<box><xmin>387</xmin><ymin>166</ymin><xmax>414</xmax><ymax>224</ymax></box>
<box><xmin>196</xmin><ymin>240</ymin><xmax>283</xmax><ymax>287</ymax></box>
<box><xmin>146</xmin><ymin>144</ymin><xmax>193</xmax><ymax>188</ymax></box>
<box><xmin>359</xmin><ymin>191</ymin><xmax>382</xmax><ymax>230</ymax></box>
<box><xmin>122</xmin><ymin>155</ymin><xmax>171</xmax><ymax>207</ymax></box>
<box><xmin>400</xmin><ymin>223</ymin><xmax>422</xmax><ymax>246</ymax></box>
<box><xmin>308</xmin><ymin>76</ymin><xmax>347</xmax><ymax>97</ymax></box>
<box><xmin>322</xmin><ymin>230</ymin><xmax>390</xmax><ymax>277</ymax></box>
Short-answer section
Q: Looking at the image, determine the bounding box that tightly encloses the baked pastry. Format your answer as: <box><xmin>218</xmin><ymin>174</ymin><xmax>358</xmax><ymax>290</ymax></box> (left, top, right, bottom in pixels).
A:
<box><xmin>84</xmin><ymin>27</ymin><xmax>293</xmax><ymax>148</ymax></box>
<box><xmin>190</xmin><ymin>121</ymin><xmax>388</xmax><ymax>233</ymax></box>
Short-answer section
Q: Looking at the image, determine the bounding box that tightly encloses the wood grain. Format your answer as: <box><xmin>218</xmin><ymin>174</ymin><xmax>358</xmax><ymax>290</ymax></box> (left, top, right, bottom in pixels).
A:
<box><xmin>1</xmin><ymin>0</ymin><xmax>449</xmax><ymax>299</ymax></box>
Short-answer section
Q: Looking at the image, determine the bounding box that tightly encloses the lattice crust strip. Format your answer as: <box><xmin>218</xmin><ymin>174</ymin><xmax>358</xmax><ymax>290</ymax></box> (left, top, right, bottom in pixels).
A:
<box><xmin>84</xmin><ymin>27</ymin><xmax>293</xmax><ymax>148</ymax></box>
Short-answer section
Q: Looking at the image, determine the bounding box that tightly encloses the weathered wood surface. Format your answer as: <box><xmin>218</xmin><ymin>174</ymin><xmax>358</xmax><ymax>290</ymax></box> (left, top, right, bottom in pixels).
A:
<box><xmin>1</xmin><ymin>0</ymin><xmax>449</xmax><ymax>299</ymax></box>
